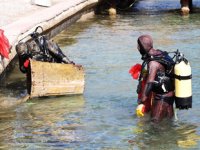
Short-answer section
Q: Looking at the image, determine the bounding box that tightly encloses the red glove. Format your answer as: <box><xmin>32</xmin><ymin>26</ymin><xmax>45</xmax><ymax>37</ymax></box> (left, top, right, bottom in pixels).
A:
<box><xmin>129</xmin><ymin>64</ymin><xmax>142</xmax><ymax>79</ymax></box>
<box><xmin>23</xmin><ymin>59</ymin><xmax>30</xmax><ymax>68</ymax></box>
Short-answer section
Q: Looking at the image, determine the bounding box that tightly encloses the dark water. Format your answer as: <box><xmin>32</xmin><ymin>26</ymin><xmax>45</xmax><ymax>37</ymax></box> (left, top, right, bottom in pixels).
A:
<box><xmin>1</xmin><ymin>0</ymin><xmax>200</xmax><ymax>149</ymax></box>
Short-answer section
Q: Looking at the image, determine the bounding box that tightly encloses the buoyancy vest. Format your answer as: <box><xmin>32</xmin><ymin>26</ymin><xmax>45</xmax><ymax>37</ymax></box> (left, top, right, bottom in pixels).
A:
<box><xmin>149</xmin><ymin>50</ymin><xmax>175</xmax><ymax>94</ymax></box>
<box><xmin>137</xmin><ymin>50</ymin><xmax>175</xmax><ymax>94</ymax></box>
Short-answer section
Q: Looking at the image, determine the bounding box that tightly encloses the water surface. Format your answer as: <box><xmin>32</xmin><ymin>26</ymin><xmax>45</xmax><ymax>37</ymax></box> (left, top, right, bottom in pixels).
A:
<box><xmin>0</xmin><ymin>0</ymin><xmax>200</xmax><ymax>149</ymax></box>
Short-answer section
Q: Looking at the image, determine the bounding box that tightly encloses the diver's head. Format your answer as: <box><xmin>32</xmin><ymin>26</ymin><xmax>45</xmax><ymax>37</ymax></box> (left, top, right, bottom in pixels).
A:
<box><xmin>16</xmin><ymin>42</ymin><xmax>27</xmax><ymax>55</ymax></box>
<box><xmin>137</xmin><ymin>35</ymin><xmax>153</xmax><ymax>60</ymax></box>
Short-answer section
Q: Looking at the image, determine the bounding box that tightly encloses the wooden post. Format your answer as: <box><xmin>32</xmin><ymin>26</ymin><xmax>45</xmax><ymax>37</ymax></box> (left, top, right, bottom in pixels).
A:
<box><xmin>189</xmin><ymin>0</ymin><xmax>193</xmax><ymax>11</ymax></box>
<box><xmin>180</xmin><ymin>0</ymin><xmax>192</xmax><ymax>15</ymax></box>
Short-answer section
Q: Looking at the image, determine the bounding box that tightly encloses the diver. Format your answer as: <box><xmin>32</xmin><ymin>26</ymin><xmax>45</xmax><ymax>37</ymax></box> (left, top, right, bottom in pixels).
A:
<box><xmin>136</xmin><ymin>34</ymin><xmax>175</xmax><ymax>122</ymax></box>
<box><xmin>16</xmin><ymin>42</ymin><xmax>31</xmax><ymax>73</ymax></box>
<box><xmin>16</xmin><ymin>35</ymin><xmax>73</xmax><ymax>74</ymax></box>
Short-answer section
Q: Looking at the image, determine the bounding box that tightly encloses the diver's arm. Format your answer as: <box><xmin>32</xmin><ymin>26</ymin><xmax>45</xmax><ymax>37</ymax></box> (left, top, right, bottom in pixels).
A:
<box><xmin>141</xmin><ymin>61</ymin><xmax>158</xmax><ymax>103</ymax></box>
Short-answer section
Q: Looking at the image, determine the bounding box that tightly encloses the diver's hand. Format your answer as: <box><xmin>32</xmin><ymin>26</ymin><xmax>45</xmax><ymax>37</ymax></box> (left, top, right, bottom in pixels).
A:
<box><xmin>136</xmin><ymin>104</ymin><xmax>145</xmax><ymax>117</ymax></box>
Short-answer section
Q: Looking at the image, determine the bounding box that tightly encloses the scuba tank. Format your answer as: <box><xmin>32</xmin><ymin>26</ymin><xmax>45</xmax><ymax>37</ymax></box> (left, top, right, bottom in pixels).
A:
<box><xmin>174</xmin><ymin>50</ymin><xmax>192</xmax><ymax>109</ymax></box>
<box><xmin>150</xmin><ymin>50</ymin><xmax>192</xmax><ymax>109</ymax></box>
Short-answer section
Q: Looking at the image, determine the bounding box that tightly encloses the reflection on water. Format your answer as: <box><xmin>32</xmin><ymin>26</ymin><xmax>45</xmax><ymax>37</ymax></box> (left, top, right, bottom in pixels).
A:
<box><xmin>129</xmin><ymin>118</ymin><xmax>200</xmax><ymax>149</ymax></box>
<box><xmin>0</xmin><ymin>0</ymin><xmax>200</xmax><ymax>149</ymax></box>
<box><xmin>0</xmin><ymin>96</ymin><xmax>85</xmax><ymax>149</ymax></box>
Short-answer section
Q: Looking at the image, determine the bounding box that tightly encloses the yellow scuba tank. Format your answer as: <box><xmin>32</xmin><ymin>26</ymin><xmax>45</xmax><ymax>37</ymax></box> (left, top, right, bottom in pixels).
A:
<box><xmin>174</xmin><ymin>52</ymin><xmax>192</xmax><ymax>109</ymax></box>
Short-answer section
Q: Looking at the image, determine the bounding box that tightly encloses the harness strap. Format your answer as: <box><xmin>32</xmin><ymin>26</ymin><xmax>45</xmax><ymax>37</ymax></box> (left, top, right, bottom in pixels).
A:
<box><xmin>155</xmin><ymin>95</ymin><xmax>174</xmax><ymax>105</ymax></box>
<box><xmin>174</xmin><ymin>74</ymin><xmax>192</xmax><ymax>80</ymax></box>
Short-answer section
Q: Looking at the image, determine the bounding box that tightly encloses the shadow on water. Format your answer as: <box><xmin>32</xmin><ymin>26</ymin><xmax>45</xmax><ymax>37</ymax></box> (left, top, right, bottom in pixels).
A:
<box><xmin>53</xmin><ymin>18</ymin><xmax>97</xmax><ymax>47</ymax></box>
<box><xmin>0</xmin><ymin>63</ymin><xmax>28</xmax><ymax>109</ymax></box>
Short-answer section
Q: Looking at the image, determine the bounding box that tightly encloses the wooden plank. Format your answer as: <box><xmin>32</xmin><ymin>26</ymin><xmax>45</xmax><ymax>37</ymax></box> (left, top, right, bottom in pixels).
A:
<box><xmin>28</xmin><ymin>59</ymin><xmax>85</xmax><ymax>98</ymax></box>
